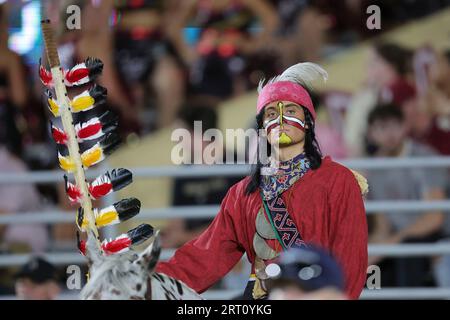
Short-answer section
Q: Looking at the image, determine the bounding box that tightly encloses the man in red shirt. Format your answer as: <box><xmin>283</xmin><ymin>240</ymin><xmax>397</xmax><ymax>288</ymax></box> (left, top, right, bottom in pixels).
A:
<box><xmin>157</xmin><ymin>62</ymin><xmax>368</xmax><ymax>299</ymax></box>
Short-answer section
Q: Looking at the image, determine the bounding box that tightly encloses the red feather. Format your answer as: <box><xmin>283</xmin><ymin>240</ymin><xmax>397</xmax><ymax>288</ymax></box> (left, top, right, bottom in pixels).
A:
<box><xmin>78</xmin><ymin>240</ymin><xmax>86</xmax><ymax>256</ymax></box>
<box><xmin>64</xmin><ymin>176</ymin><xmax>82</xmax><ymax>203</ymax></box>
<box><xmin>77</xmin><ymin>232</ymin><xmax>86</xmax><ymax>256</ymax></box>
<box><xmin>79</xmin><ymin>241</ymin><xmax>86</xmax><ymax>255</ymax></box>
<box><xmin>51</xmin><ymin>125</ymin><xmax>68</xmax><ymax>144</ymax></box>
<box><xmin>101</xmin><ymin>237</ymin><xmax>132</xmax><ymax>255</ymax></box>
<box><xmin>65</xmin><ymin>67</ymin><xmax>89</xmax><ymax>85</ymax></box>
<box><xmin>77</xmin><ymin>122</ymin><xmax>102</xmax><ymax>140</ymax></box>
<box><xmin>67</xmin><ymin>185</ymin><xmax>82</xmax><ymax>203</ymax></box>
<box><xmin>89</xmin><ymin>181</ymin><xmax>113</xmax><ymax>199</ymax></box>
<box><xmin>39</xmin><ymin>63</ymin><xmax>53</xmax><ymax>86</ymax></box>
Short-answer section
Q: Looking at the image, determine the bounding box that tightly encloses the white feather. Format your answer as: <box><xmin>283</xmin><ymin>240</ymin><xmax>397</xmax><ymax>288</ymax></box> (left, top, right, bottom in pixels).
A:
<box><xmin>258</xmin><ymin>62</ymin><xmax>328</xmax><ymax>93</ymax></box>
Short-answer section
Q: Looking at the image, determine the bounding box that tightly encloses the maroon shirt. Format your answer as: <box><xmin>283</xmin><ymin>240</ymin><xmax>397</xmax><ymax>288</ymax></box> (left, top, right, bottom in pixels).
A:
<box><xmin>424</xmin><ymin>119</ymin><xmax>450</xmax><ymax>156</ymax></box>
<box><xmin>157</xmin><ymin>156</ymin><xmax>368</xmax><ymax>299</ymax></box>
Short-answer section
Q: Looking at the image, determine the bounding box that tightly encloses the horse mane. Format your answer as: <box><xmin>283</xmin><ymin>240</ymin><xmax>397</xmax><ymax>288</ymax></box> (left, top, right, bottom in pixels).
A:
<box><xmin>80</xmin><ymin>251</ymin><xmax>138</xmax><ymax>299</ymax></box>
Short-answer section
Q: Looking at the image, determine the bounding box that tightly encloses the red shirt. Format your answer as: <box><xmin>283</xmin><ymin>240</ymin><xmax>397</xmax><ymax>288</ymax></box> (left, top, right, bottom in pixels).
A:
<box><xmin>156</xmin><ymin>157</ymin><xmax>368</xmax><ymax>299</ymax></box>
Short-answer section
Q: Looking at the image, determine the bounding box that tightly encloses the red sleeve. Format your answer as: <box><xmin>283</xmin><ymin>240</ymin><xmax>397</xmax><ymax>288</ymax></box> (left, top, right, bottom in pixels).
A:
<box><xmin>328</xmin><ymin>168</ymin><xmax>368</xmax><ymax>299</ymax></box>
<box><xmin>155</xmin><ymin>186</ymin><xmax>245</xmax><ymax>293</ymax></box>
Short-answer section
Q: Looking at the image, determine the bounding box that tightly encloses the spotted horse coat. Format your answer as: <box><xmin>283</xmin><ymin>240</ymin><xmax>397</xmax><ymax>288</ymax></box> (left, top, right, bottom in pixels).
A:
<box><xmin>80</xmin><ymin>231</ymin><xmax>202</xmax><ymax>300</ymax></box>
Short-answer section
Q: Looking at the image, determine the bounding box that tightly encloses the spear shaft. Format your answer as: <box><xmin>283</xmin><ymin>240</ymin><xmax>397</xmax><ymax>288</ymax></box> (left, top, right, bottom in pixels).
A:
<box><xmin>41</xmin><ymin>20</ymin><xmax>100</xmax><ymax>244</ymax></box>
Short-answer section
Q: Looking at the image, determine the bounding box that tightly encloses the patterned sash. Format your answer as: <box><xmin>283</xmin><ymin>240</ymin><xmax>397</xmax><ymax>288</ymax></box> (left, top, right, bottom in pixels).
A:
<box><xmin>262</xmin><ymin>195</ymin><xmax>306</xmax><ymax>250</ymax></box>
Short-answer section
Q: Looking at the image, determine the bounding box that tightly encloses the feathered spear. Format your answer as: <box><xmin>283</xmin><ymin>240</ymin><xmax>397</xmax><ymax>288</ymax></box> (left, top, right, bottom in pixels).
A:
<box><xmin>41</xmin><ymin>20</ymin><xmax>153</xmax><ymax>256</ymax></box>
<box><xmin>41</xmin><ymin>20</ymin><xmax>100</xmax><ymax>245</ymax></box>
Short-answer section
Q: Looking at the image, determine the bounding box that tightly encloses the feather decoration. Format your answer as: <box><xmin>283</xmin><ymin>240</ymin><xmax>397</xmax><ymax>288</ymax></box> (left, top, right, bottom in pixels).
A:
<box><xmin>63</xmin><ymin>168</ymin><xmax>132</xmax><ymax>203</ymax></box>
<box><xmin>50</xmin><ymin>121</ymin><xmax>68</xmax><ymax>144</ymax></box>
<box><xmin>88</xmin><ymin>168</ymin><xmax>132</xmax><ymax>200</ymax></box>
<box><xmin>80</xmin><ymin>132</ymin><xmax>121</xmax><ymax>168</ymax></box>
<box><xmin>64</xmin><ymin>174</ymin><xmax>82</xmax><ymax>203</ymax></box>
<box><xmin>77</xmin><ymin>231</ymin><xmax>87</xmax><ymax>256</ymax></box>
<box><xmin>258</xmin><ymin>62</ymin><xmax>328</xmax><ymax>93</ymax></box>
<box><xmin>70</xmin><ymin>84</ymin><xmax>107</xmax><ymax>113</ymax></box>
<box><xmin>101</xmin><ymin>224</ymin><xmax>154</xmax><ymax>255</ymax></box>
<box><xmin>50</xmin><ymin>111</ymin><xmax>118</xmax><ymax>145</ymax></box>
<box><xmin>45</xmin><ymin>90</ymin><xmax>60</xmax><ymax>117</ymax></box>
<box><xmin>39</xmin><ymin>58</ymin><xmax>53</xmax><ymax>87</ymax></box>
<box><xmin>77</xmin><ymin>198</ymin><xmax>141</xmax><ymax>231</ymax></box>
<box><xmin>39</xmin><ymin>57</ymin><xmax>104</xmax><ymax>88</ymax></box>
<box><xmin>75</xmin><ymin>111</ymin><xmax>118</xmax><ymax>142</ymax></box>
<box><xmin>58</xmin><ymin>152</ymin><xmax>76</xmax><ymax>172</ymax></box>
<box><xmin>57</xmin><ymin>132</ymin><xmax>120</xmax><ymax>171</ymax></box>
<box><xmin>64</xmin><ymin>57</ymin><xmax>104</xmax><ymax>87</ymax></box>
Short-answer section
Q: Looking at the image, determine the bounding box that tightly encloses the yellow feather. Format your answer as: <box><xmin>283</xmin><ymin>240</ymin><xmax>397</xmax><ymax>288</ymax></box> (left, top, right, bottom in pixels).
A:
<box><xmin>80</xmin><ymin>218</ymin><xmax>88</xmax><ymax>230</ymax></box>
<box><xmin>95</xmin><ymin>211</ymin><xmax>118</xmax><ymax>227</ymax></box>
<box><xmin>81</xmin><ymin>147</ymin><xmax>103</xmax><ymax>167</ymax></box>
<box><xmin>59</xmin><ymin>156</ymin><xmax>75</xmax><ymax>172</ymax></box>
<box><xmin>48</xmin><ymin>98</ymin><xmax>60</xmax><ymax>116</ymax></box>
<box><xmin>71</xmin><ymin>96</ymin><xmax>95</xmax><ymax>112</ymax></box>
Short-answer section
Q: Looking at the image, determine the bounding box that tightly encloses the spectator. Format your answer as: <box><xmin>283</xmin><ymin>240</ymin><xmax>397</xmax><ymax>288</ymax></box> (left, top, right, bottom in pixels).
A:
<box><xmin>0</xmin><ymin>148</ymin><xmax>49</xmax><ymax>254</ymax></box>
<box><xmin>113</xmin><ymin>0</ymin><xmax>186</xmax><ymax>131</ymax></box>
<box><xmin>14</xmin><ymin>257</ymin><xmax>61</xmax><ymax>300</ymax></box>
<box><xmin>344</xmin><ymin>42</ymin><xmax>415</xmax><ymax>157</ymax></box>
<box><xmin>0</xmin><ymin>3</ymin><xmax>55</xmax><ymax>257</ymax></box>
<box><xmin>409</xmin><ymin>49</ymin><xmax>450</xmax><ymax>155</ymax></box>
<box><xmin>1</xmin><ymin>2</ymin><xmax>49</xmax><ymax>163</ymax></box>
<box><xmin>0</xmin><ymin>3</ymin><xmax>28</xmax><ymax>110</ymax></box>
<box><xmin>269</xmin><ymin>0</ymin><xmax>332</xmax><ymax>65</ymax></box>
<box><xmin>415</xmin><ymin>48</ymin><xmax>450</xmax><ymax>288</ymax></box>
<box><xmin>310</xmin><ymin>92</ymin><xmax>349</xmax><ymax>159</ymax></box>
<box><xmin>162</xmin><ymin>105</ymin><xmax>241</xmax><ymax>248</ymax></box>
<box><xmin>266</xmin><ymin>246</ymin><xmax>347</xmax><ymax>300</ymax></box>
<box><xmin>2</xmin><ymin>3</ymin><xmax>56</xmax><ymax>207</ymax></box>
<box><xmin>366</xmin><ymin>105</ymin><xmax>446</xmax><ymax>287</ymax></box>
<box><xmin>0</xmin><ymin>87</ymin><xmax>48</xmax><ymax>254</ymax></box>
<box><xmin>166</xmin><ymin>0</ymin><xmax>279</xmax><ymax>103</ymax></box>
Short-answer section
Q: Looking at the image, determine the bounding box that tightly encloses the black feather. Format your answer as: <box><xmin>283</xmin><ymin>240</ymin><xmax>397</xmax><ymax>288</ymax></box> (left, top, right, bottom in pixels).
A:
<box><xmin>128</xmin><ymin>224</ymin><xmax>154</xmax><ymax>246</ymax></box>
<box><xmin>113</xmin><ymin>197</ymin><xmax>141</xmax><ymax>221</ymax></box>
<box><xmin>110</xmin><ymin>168</ymin><xmax>133</xmax><ymax>191</ymax></box>
<box><xmin>84</xmin><ymin>57</ymin><xmax>104</xmax><ymax>80</ymax></box>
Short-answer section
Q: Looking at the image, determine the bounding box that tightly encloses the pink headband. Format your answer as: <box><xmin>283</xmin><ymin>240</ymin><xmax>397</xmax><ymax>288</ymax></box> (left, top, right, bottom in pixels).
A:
<box><xmin>256</xmin><ymin>81</ymin><xmax>316</xmax><ymax>120</ymax></box>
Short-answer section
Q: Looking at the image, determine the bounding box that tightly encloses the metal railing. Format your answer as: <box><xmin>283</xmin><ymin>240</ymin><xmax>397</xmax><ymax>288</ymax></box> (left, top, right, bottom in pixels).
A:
<box><xmin>0</xmin><ymin>156</ymin><xmax>449</xmax><ymax>299</ymax></box>
<box><xmin>1</xmin><ymin>200</ymin><xmax>450</xmax><ymax>225</ymax></box>
<box><xmin>1</xmin><ymin>156</ymin><xmax>450</xmax><ymax>184</ymax></box>
<box><xmin>2</xmin><ymin>243</ymin><xmax>450</xmax><ymax>268</ymax></box>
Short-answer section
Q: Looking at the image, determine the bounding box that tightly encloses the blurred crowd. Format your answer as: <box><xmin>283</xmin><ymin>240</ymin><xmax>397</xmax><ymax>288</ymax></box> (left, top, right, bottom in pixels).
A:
<box><xmin>1</xmin><ymin>0</ymin><xmax>450</xmax><ymax>298</ymax></box>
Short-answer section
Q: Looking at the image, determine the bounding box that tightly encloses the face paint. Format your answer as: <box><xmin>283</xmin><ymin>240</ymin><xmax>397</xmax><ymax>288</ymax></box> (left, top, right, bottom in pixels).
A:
<box><xmin>280</xmin><ymin>115</ymin><xmax>306</xmax><ymax>132</ymax></box>
<box><xmin>263</xmin><ymin>102</ymin><xmax>306</xmax><ymax>145</ymax></box>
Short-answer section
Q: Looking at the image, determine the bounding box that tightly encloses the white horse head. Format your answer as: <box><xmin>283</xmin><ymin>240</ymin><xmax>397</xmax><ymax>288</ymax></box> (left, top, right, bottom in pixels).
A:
<box><xmin>80</xmin><ymin>231</ymin><xmax>201</xmax><ymax>300</ymax></box>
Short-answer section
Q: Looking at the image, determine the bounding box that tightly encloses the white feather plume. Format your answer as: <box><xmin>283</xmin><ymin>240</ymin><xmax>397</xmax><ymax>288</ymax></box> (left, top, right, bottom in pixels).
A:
<box><xmin>258</xmin><ymin>62</ymin><xmax>328</xmax><ymax>93</ymax></box>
